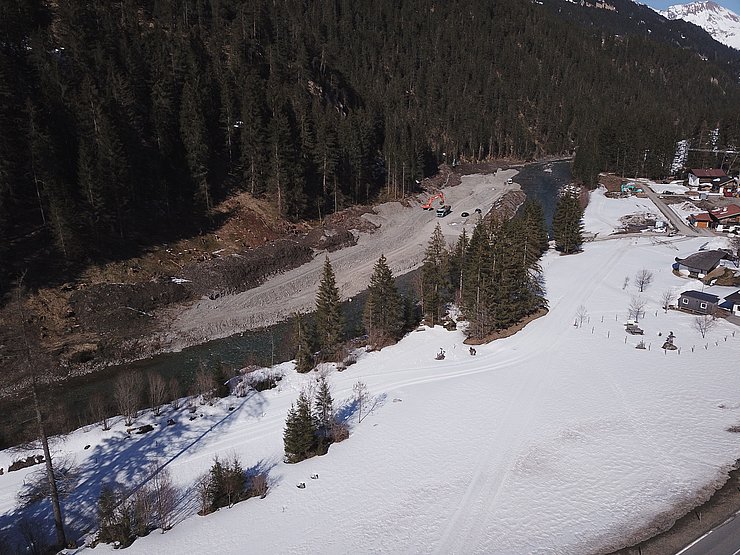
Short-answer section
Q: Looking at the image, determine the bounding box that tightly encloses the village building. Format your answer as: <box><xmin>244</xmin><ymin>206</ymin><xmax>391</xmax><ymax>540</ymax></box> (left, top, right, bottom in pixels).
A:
<box><xmin>721</xmin><ymin>290</ymin><xmax>740</xmax><ymax>316</ymax></box>
<box><xmin>686</xmin><ymin>204</ymin><xmax>740</xmax><ymax>229</ymax></box>
<box><xmin>673</xmin><ymin>249</ymin><xmax>737</xmax><ymax>277</ymax></box>
<box><xmin>677</xmin><ymin>290</ymin><xmax>720</xmax><ymax>315</ymax></box>
<box><xmin>687</xmin><ymin>168</ymin><xmax>728</xmax><ymax>190</ymax></box>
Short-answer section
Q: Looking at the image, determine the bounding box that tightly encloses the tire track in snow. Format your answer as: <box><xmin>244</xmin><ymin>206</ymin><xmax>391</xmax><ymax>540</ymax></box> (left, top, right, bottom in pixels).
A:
<box><xmin>434</xmin><ymin>241</ymin><xmax>631</xmax><ymax>554</ymax></box>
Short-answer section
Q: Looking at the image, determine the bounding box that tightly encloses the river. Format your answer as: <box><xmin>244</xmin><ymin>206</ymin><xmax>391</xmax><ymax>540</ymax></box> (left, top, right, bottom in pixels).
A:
<box><xmin>0</xmin><ymin>161</ymin><xmax>571</xmax><ymax>449</ymax></box>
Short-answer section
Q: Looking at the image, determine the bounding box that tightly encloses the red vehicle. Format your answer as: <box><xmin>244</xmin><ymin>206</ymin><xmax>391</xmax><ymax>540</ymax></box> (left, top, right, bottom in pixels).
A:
<box><xmin>422</xmin><ymin>192</ymin><xmax>445</xmax><ymax>210</ymax></box>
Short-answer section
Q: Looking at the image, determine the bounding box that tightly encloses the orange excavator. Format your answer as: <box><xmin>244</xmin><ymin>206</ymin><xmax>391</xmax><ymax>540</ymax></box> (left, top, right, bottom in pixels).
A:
<box><xmin>422</xmin><ymin>192</ymin><xmax>445</xmax><ymax>210</ymax></box>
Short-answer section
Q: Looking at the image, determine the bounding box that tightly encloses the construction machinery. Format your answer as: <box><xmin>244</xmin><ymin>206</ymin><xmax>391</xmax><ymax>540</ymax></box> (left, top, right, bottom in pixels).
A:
<box><xmin>422</xmin><ymin>192</ymin><xmax>445</xmax><ymax>210</ymax></box>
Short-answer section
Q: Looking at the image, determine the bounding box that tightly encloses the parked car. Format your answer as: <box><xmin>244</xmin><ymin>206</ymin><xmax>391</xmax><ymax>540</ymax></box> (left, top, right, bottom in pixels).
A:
<box><xmin>461</xmin><ymin>212</ymin><xmax>470</xmax><ymax>217</ymax></box>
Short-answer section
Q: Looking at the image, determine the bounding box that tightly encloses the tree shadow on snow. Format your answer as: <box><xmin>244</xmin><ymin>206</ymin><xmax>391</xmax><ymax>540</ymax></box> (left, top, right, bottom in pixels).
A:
<box><xmin>335</xmin><ymin>393</ymin><xmax>388</xmax><ymax>426</ymax></box>
<box><xmin>0</xmin><ymin>389</ymin><xmax>270</xmax><ymax>550</ymax></box>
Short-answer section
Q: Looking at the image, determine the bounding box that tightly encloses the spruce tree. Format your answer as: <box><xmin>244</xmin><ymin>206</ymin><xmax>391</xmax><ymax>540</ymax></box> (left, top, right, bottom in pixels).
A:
<box><xmin>315</xmin><ymin>257</ymin><xmax>344</xmax><ymax>361</ymax></box>
<box><xmin>364</xmin><ymin>254</ymin><xmax>404</xmax><ymax>348</ymax></box>
<box><xmin>552</xmin><ymin>193</ymin><xmax>584</xmax><ymax>254</ymax></box>
<box><xmin>461</xmin><ymin>219</ymin><xmax>494</xmax><ymax>339</ymax></box>
<box><xmin>283</xmin><ymin>391</ymin><xmax>317</xmax><ymax>463</ymax></box>
<box><xmin>421</xmin><ymin>224</ymin><xmax>450</xmax><ymax>326</ymax></box>
<box><xmin>314</xmin><ymin>376</ymin><xmax>334</xmax><ymax>438</ymax></box>
<box><xmin>294</xmin><ymin>313</ymin><xmax>314</xmax><ymax>373</ymax></box>
<box><xmin>448</xmin><ymin>228</ymin><xmax>469</xmax><ymax>301</ymax></box>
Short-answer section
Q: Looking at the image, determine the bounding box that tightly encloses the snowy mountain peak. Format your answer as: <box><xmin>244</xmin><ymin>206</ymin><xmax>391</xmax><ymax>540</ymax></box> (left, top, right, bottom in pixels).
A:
<box><xmin>659</xmin><ymin>1</ymin><xmax>740</xmax><ymax>50</ymax></box>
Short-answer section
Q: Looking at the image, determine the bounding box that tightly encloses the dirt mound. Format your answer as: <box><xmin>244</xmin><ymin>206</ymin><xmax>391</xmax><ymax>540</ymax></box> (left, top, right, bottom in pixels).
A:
<box><xmin>181</xmin><ymin>239</ymin><xmax>314</xmax><ymax>298</ymax></box>
<box><xmin>70</xmin><ymin>281</ymin><xmax>192</xmax><ymax>337</ymax></box>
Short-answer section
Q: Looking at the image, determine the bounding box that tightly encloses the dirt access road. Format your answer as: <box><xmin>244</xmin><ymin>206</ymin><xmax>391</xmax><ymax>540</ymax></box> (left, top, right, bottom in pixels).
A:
<box><xmin>158</xmin><ymin>169</ymin><xmax>520</xmax><ymax>351</ymax></box>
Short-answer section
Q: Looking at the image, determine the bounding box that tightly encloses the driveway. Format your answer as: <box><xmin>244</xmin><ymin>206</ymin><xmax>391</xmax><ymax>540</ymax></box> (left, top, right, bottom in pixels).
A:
<box><xmin>641</xmin><ymin>186</ymin><xmax>713</xmax><ymax>237</ymax></box>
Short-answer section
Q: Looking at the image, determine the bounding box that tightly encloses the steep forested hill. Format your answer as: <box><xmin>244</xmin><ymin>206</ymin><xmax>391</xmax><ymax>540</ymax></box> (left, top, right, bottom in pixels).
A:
<box><xmin>1</xmin><ymin>0</ymin><xmax>739</xmax><ymax>294</ymax></box>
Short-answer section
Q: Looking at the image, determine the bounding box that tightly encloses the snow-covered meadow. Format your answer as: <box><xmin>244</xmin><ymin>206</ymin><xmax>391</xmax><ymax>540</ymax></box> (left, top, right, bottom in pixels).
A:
<box><xmin>1</xmin><ymin>191</ymin><xmax>740</xmax><ymax>554</ymax></box>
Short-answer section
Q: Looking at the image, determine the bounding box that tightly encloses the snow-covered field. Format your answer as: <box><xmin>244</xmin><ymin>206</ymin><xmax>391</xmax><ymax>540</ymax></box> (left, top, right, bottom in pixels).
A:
<box><xmin>583</xmin><ymin>186</ymin><xmax>662</xmax><ymax>235</ymax></box>
<box><xmin>2</xmin><ymin>191</ymin><xmax>740</xmax><ymax>554</ymax></box>
<box><xmin>646</xmin><ymin>181</ymin><xmax>689</xmax><ymax>196</ymax></box>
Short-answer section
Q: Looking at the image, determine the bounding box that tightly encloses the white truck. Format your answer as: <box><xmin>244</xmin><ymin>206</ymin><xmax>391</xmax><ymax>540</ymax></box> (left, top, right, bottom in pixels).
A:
<box><xmin>436</xmin><ymin>205</ymin><xmax>451</xmax><ymax>217</ymax></box>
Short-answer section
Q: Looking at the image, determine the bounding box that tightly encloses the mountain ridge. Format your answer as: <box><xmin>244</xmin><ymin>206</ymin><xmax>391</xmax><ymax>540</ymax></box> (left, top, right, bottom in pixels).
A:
<box><xmin>659</xmin><ymin>1</ymin><xmax>740</xmax><ymax>50</ymax></box>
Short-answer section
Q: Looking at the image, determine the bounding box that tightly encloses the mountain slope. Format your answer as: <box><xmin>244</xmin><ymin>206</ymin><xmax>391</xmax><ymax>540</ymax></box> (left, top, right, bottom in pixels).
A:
<box><xmin>660</xmin><ymin>1</ymin><xmax>740</xmax><ymax>50</ymax></box>
<box><xmin>540</xmin><ymin>0</ymin><xmax>740</xmax><ymax>64</ymax></box>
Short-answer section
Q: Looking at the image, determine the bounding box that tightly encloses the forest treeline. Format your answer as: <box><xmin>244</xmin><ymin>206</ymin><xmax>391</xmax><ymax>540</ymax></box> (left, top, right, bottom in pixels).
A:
<box><xmin>1</xmin><ymin>0</ymin><xmax>739</xmax><ymax>288</ymax></box>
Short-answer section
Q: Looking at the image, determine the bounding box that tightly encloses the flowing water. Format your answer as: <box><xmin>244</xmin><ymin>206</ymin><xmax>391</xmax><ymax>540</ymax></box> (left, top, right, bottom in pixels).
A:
<box><xmin>0</xmin><ymin>161</ymin><xmax>571</xmax><ymax>447</ymax></box>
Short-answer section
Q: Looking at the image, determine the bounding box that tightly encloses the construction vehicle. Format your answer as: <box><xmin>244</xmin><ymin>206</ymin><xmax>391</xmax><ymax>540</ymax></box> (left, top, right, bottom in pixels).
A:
<box><xmin>422</xmin><ymin>192</ymin><xmax>445</xmax><ymax>210</ymax></box>
<box><xmin>436</xmin><ymin>204</ymin><xmax>451</xmax><ymax>217</ymax></box>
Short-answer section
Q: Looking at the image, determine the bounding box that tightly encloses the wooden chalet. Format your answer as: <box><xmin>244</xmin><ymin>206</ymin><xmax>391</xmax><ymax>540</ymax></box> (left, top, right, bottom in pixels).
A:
<box><xmin>723</xmin><ymin>290</ymin><xmax>740</xmax><ymax>316</ymax></box>
<box><xmin>678</xmin><ymin>290</ymin><xmax>720</xmax><ymax>315</ymax></box>
<box><xmin>687</xmin><ymin>204</ymin><xmax>740</xmax><ymax>229</ymax></box>
<box><xmin>687</xmin><ymin>168</ymin><xmax>728</xmax><ymax>189</ymax></box>
<box><xmin>673</xmin><ymin>249</ymin><xmax>737</xmax><ymax>276</ymax></box>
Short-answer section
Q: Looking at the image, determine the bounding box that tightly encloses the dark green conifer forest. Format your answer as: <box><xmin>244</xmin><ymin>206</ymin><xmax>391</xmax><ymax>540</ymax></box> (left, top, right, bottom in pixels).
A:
<box><xmin>2</xmin><ymin>0</ymin><xmax>739</xmax><ymax>291</ymax></box>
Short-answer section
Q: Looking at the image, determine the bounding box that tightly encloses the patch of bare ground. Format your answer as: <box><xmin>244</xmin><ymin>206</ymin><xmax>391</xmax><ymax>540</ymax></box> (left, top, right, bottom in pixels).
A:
<box><xmin>610</xmin><ymin>460</ymin><xmax>740</xmax><ymax>555</ymax></box>
<box><xmin>463</xmin><ymin>308</ymin><xmax>549</xmax><ymax>345</ymax></box>
<box><xmin>0</xmin><ymin>190</ymin><xmax>368</xmax><ymax>388</ymax></box>
<box><xmin>456</xmin><ymin>158</ymin><xmax>524</xmax><ymax>176</ymax></box>
<box><xmin>599</xmin><ymin>173</ymin><xmax>625</xmax><ymax>193</ymax></box>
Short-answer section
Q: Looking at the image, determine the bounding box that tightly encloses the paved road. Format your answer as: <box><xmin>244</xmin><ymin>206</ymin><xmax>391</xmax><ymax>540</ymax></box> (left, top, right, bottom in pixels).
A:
<box><xmin>641</xmin><ymin>186</ymin><xmax>713</xmax><ymax>237</ymax></box>
<box><xmin>677</xmin><ymin>511</ymin><xmax>740</xmax><ymax>555</ymax></box>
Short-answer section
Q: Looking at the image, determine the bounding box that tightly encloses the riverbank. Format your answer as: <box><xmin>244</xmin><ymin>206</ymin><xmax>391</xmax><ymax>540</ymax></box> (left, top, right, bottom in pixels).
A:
<box><xmin>153</xmin><ymin>169</ymin><xmax>522</xmax><ymax>357</ymax></box>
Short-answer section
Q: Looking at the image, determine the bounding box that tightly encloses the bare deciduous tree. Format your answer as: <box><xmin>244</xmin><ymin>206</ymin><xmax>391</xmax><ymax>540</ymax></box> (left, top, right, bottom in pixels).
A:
<box><xmin>575</xmin><ymin>305</ymin><xmax>588</xmax><ymax>328</ymax></box>
<box><xmin>660</xmin><ymin>289</ymin><xmax>676</xmax><ymax>313</ymax></box>
<box><xmin>168</xmin><ymin>377</ymin><xmax>181</xmax><ymax>410</ymax></box>
<box><xmin>249</xmin><ymin>472</ymin><xmax>269</xmax><ymax>499</ymax></box>
<box><xmin>635</xmin><ymin>269</ymin><xmax>654</xmax><ymax>293</ymax></box>
<box><xmin>150</xmin><ymin>466</ymin><xmax>177</xmax><ymax>532</ymax></box>
<box><xmin>114</xmin><ymin>372</ymin><xmax>143</xmax><ymax>426</ymax></box>
<box><xmin>628</xmin><ymin>296</ymin><xmax>647</xmax><ymax>322</ymax></box>
<box><xmin>17</xmin><ymin>457</ymin><xmax>79</xmax><ymax>507</ymax></box>
<box><xmin>196</xmin><ymin>473</ymin><xmax>211</xmax><ymax>516</ymax></box>
<box><xmin>194</xmin><ymin>367</ymin><xmax>216</xmax><ymax>405</ymax></box>
<box><xmin>147</xmin><ymin>373</ymin><xmax>167</xmax><ymax>416</ymax></box>
<box><xmin>694</xmin><ymin>314</ymin><xmax>717</xmax><ymax>338</ymax></box>
<box><xmin>89</xmin><ymin>392</ymin><xmax>110</xmax><ymax>430</ymax></box>
<box><xmin>132</xmin><ymin>483</ymin><xmax>153</xmax><ymax>538</ymax></box>
<box><xmin>353</xmin><ymin>381</ymin><xmax>370</xmax><ymax>423</ymax></box>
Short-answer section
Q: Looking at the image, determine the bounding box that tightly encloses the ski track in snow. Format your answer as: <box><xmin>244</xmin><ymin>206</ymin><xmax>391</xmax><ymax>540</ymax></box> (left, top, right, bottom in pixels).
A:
<box><xmin>2</xmin><ymin>190</ymin><xmax>740</xmax><ymax>555</ymax></box>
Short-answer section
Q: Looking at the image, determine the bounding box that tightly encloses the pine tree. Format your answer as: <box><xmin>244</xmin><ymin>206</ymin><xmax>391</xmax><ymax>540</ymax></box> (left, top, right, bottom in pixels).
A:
<box><xmin>315</xmin><ymin>257</ymin><xmax>344</xmax><ymax>361</ymax></box>
<box><xmin>283</xmin><ymin>391</ymin><xmax>317</xmax><ymax>463</ymax></box>
<box><xmin>552</xmin><ymin>193</ymin><xmax>584</xmax><ymax>254</ymax></box>
<box><xmin>294</xmin><ymin>312</ymin><xmax>314</xmax><ymax>373</ymax></box>
<box><xmin>364</xmin><ymin>254</ymin><xmax>404</xmax><ymax>348</ymax></box>
<box><xmin>314</xmin><ymin>376</ymin><xmax>334</xmax><ymax>438</ymax></box>
<box><xmin>519</xmin><ymin>200</ymin><xmax>549</xmax><ymax>263</ymax></box>
<box><xmin>448</xmin><ymin>228</ymin><xmax>469</xmax><ymax>301</ymax></box>
<box><xmin>461</xmin><ymin>219</ymin><xmax>494</xmax><ymax>339</ymax></box>
<box><xmin>421</xmin><ymin>223</ymin><xmax>450</xmax><ymax>326</ymax></box>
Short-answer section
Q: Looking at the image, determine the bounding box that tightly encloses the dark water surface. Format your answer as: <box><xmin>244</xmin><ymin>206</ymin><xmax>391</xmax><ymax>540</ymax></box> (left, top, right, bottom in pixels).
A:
<box><xmin>1</xmin><ymin>161</ymin><xmax>571</xmax><ymax>446</ymax></box>
<box><xmin>515</xmin><ymin>159</ymin><xmax>573</xmax><ymax>235</ymax></box>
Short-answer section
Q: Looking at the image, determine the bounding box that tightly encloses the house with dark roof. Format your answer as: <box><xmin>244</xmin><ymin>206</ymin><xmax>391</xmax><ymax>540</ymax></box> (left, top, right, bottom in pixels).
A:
<box><xmin>723</xmin><ymin>290</ymin><xmax>740</xmax><ymax>316</ymax></box>
<box><xmin>687</xmin><ymin>204</ymin><xmax>740</xmax><ymax>229</ymax></box>
<box><xmin>673</xmin><ymin>250</ymin><xmax>736</xmax><ymax>276</ymax></box>
<box><xmin>687</xmin><ymin>168</ymin><xmax>728</xmax><ymax>189</ymax></box>
<box><xmin>678</xmin><ymin>290</ymin><xmax>720</xmax><ymax>314</ymax></box>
